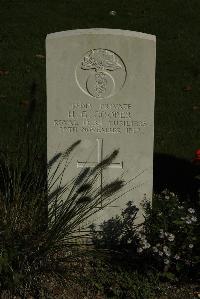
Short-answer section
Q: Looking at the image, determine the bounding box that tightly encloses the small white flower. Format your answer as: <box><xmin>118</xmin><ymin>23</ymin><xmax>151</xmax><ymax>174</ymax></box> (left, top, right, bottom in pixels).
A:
<box><xmin>137</xmin><ymin>247</ymin><xmax>143</xmax><ymax>253</ymax></box>
<box><xmin>137</xmin><ymin>232</ymin><xmax>146</xmax><ymax>240</ymax></box>
<box><xmin>156</xmin><ymin>243</ymin><xmax>161</xmax><ymax>247</ymax></box>
<box><xmin>163</xmin><ymin>245</ymin><xmax>169</xmax><ymax>252</ymax></box>
<box><xmin>158</xmin><ymin>212</ymin><xmax>163</xmax><ymax>216</ymax></box>
<box><xmin>188</xmin><ymin>208</ymin><xmax>195</xmax><ymax>214</ymax></box>
<box><xmin>191</xmin><ymin>216</ymin><xmax>197</xmax><ymax>222</ymax></box>
<box><xmin>181</xmin><ymin>217</ymin><xmax>185</xmax><ymax>220</ymax></box>
<box><xmin>174</xmin><ymin>254</ymin><xmax>180</xmax><ymax>260</ymax></box>
<box><xmin>152</xmin><ymin>247</ymin><xmax>158</xmax><ymax>253</ymax></box>
<box><xmin>179</xmin><ymin>206</ymin><xmax>184</xmax><ymax>210</ymax></box>
<box><xmin>170</xmin><ymin>192</ymin><xmax>175</xmax><ymax>196</ymax></box>
<box><xmin>189</xmin><ymin>244</ymin><xmax>194</xmax><ymax>249</ymax></box>
<box><xmin>109</xmin><ymin>10</ymin><xmax>117</xmax><ymax>16</ymax></box>
<box><xmin>165</xmin><ymin>196</ymin><xmax>170</xmax><ymax>200</ymax></box>
<box><xmin>164</xmin><ymin>259</ymin><xmax>170</xmax><ymax>265</ymax></box>
<box><xmin>186</xmin><ymin>220</ymin><xmax>192</xmax><ymax>224</ymax></box>
<box><xmin>159</xmin><ymin>229</ymin><xmax>165</xmax><ymax>238</ymax></box>
<box><xmin>159</xmin><ymin>251</ymin><xmax>163</xmax><ymax>256</ymax></box>
<box><xmin>141</xmin><ymin>240</ymin><xmax>150</xmax><ymax>249</ymax></box>
<box><xmin>145</xmin><ymin>242</ymin><xmax>151</xmax><ymax>249</ymax></box>
<box><xmin>168</xmin><ymin>233</ymin><xmax>175</xmax><ymax>242</ymax></box>
<box><xmin>163</xmin><ymin>246</ymin><xmax>171</xmax><ymax>256</ymax></box>
<box><xmin>140</xmin><ymin>235</ymin><xmax>146</xmax><ymax>241</ymax></box>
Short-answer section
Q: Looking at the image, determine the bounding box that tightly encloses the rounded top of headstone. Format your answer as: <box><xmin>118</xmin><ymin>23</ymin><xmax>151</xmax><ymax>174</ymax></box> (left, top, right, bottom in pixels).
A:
<box><xmin>46</xmin><ymin>28</ymin><xmax>156</xmax><ymax>42</ymax></box>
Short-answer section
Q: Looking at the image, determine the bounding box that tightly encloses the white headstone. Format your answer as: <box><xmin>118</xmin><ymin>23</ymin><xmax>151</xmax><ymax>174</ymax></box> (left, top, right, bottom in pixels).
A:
<box><xmin>46</xmin><ymin>28</ymin><xmax>156</xmax><ymax>223</ymax></box>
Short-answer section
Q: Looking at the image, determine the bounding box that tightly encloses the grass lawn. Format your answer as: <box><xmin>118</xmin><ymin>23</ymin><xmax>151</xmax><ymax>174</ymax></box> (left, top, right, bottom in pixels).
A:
<box><xmin>0</xmin><ymin>0</ymin><xmax>200</xmax><ymax>159</ymax></box>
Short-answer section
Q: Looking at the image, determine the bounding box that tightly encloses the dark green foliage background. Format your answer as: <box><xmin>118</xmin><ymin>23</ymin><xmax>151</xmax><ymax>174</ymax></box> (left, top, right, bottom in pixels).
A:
<box><xmin>0</xmin><ymin>0</ymin><xmax>200</xmax><ymax>158</ymax></box>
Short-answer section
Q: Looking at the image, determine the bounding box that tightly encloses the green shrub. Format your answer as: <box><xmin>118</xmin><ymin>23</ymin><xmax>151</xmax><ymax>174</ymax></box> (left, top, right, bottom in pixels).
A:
<box><xmin>141</xmin><ymin>190</ymin><xmax>200</xmax><ymax>280</ymax></box>
<box><xmin>90</xmin><ymin>190</ymin><xmax>200</xmax><ymax>281</ymax></box>
<box><xmin>90</xmin><ymin>201</ymin><xmax>139</xmax><ymax>251</ymax></box>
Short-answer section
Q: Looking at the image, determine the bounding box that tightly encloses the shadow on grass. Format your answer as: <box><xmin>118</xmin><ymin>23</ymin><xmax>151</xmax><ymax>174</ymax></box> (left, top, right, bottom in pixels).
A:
<box><xmin>154</xmin><ymin>153</ymin><xmax>200</xmax><ymax>205</ymax></box>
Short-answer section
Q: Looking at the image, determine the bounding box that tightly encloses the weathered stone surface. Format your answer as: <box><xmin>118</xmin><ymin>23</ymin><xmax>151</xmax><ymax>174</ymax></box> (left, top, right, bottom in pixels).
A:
<box><xmin>46</xmin><ymin>28</ymin><xmax>156</xmax><ymax>224</ymax></box>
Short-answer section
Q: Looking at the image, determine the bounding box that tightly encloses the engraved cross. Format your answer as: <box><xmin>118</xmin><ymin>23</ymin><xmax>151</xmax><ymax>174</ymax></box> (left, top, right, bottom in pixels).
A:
<box><xmin>77</xmin><ymin>138</ymin><xmax>123</xmax><ymax>204</ymax></box>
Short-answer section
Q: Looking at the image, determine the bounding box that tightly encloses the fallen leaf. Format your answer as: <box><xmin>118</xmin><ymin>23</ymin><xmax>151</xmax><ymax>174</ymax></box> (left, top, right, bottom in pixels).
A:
<box><xmin>183</xmin><ymin>84</ymin><xmax>192</xmax><ymax>91</ymax></box>
<box><xmin>109</xmin><ymin>10</ymin><xmax>117</xmax><ymax>16</ymax></box>
<box><xmin>36</xmin><ymin>54</ymin><xmax>45</xmax><ymax>59</ymax></box>
<box><xmin>20</xmin><ymin>100</ymin><xmax>29</xmax><ymax>107</ymax></box>
<box><xmin>193</xmin><ymin>291</ymin><xmax>200</xmax><ymax>298</ymax></box>
<box><xmin>193</xmin><ymin>106</ymin><xmax>200</xmax><ymax>111</ymax></box>
<box><xmin>0</xmin><ymin>69</ymin><xmax>9</xmax><ymax>75</ymax></box>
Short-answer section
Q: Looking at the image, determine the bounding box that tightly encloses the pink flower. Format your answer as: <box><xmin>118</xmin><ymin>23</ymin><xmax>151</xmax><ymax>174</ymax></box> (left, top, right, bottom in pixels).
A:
<box><xmin>192</xmin><ymin>149</ymin><xmax>200</xmax><ymax>163</ymax></box>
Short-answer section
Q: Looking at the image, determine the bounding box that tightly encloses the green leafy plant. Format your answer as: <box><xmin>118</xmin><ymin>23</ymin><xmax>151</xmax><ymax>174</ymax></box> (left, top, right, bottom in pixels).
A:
<box><xmin>80</xmin><ymin>259</ymin><xmax>160</xmax><ymax>299</ymax></box>
<box><xmin>90</xmin><ymin>190</ymin><xmax>200</xmax><ymax>282</ymax></box>
<box><xmin>140</xmin><ymin>190</ymin><xmax>200</xmax><ymax>280</ymax></box>
<box><xmin>0</xmin><ymin>139</ymin><xmax>125</xmax><ymax>297</ymax></box>
<box><xmin>90</xmin><ymin>201</ymin><xmax>139</xmax><ymax>251</ymax></box>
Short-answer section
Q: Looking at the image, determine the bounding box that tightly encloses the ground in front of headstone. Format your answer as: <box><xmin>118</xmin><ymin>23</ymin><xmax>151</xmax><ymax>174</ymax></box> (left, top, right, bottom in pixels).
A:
<box><xmin>22</xmin><ymin>265</ymin><xmax>199</xmax><ymax>299</ymax></box>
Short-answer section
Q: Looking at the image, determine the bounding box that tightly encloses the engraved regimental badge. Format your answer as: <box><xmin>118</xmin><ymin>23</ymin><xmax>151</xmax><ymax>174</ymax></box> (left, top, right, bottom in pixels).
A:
<box><xmin>75</xmin><ymin>49</ymin><xmax>127</xmax><ymax>99</ymax></box>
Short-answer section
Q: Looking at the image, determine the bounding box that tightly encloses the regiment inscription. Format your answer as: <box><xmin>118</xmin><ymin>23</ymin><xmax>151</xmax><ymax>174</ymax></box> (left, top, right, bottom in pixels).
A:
<box><xmin>54</xmin><ymin>102</ymin><xmax>147</xmax><ymax>135</ymax></box>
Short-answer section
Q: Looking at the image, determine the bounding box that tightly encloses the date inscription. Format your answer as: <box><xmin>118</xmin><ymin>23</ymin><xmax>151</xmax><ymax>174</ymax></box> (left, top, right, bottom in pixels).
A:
<box><xmin>54</xmin><ymin>102</ymin><xmax>147</xmax><ymax>135</ymax></box>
